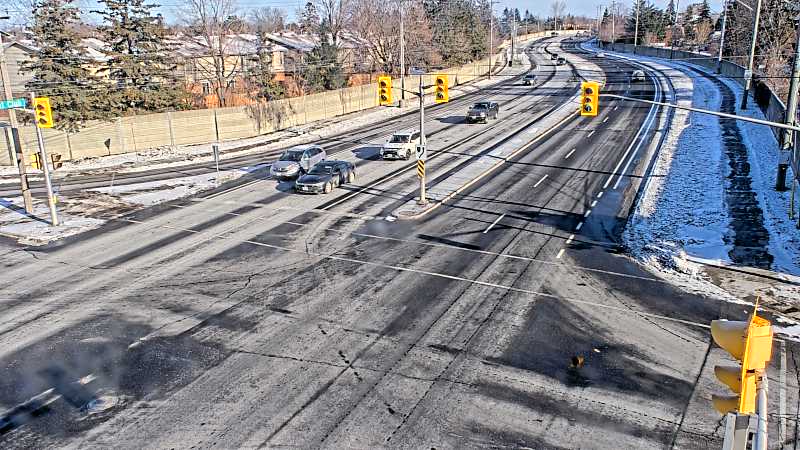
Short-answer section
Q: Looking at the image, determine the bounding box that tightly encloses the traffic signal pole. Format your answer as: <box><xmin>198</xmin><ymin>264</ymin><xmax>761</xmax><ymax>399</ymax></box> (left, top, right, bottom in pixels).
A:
<box><xmin>418</xmin><ymin>74</ymin><xmax>426</xmax><ymax>205</ymax></box>
<box><xmin>0</xmin><ymin>26</ymin><xmax>33</xmax><ymax>214</ymax></box>
<box><xmin>30</xmin><ymin>93</ymin><xmax>58</xmax><ymax>226</ymax></box>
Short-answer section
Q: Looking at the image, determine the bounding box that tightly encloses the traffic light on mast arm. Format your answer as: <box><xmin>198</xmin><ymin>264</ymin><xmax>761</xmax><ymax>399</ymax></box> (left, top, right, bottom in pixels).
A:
<box><xmin>434</xmin><ymin>75</ymin><xmax>449</xmax><ymax>103</ymax></box>
<box><xmin>580</xmin><ymin>81</ymin><xmax>600</xmax><ymax>117</ymax></box>
<box><xmin>378</xmin><ymin>76</ymin><xmax>392</xmax><ymax>106</ymax></box>
<box><xmin>710</xmin><ymin>313</ymin><xmax>773</xmax><ymax>415</ymax></box>
<box><xmin>33</xmin><ymin>97</ymin><xmax>54</xmax><ymax>128</ymax></box>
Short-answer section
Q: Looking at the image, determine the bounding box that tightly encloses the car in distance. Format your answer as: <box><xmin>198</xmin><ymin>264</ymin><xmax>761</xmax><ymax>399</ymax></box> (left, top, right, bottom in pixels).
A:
<box><xmin>630</xmin><ymin>69</ymin><xmax>646</xmax><ymax>82</ymax></box>
<box><xmin>381</xmin><ymin>130</ymin><xmax>421</xmax><ymax>160</ymax></box>
<box><xmin>270</xmin><ymin>144</ymin><xmax>326</xmax><ymax>180</ymax></box>
<box><xmin>557</xmin><ymin>57</ymin><xmax>567</xmax><ymax>65</ymax></box>
<box><xmin>523</xmin><ymin>74</ymin><xmax>537</xmax><ymax>86</ymax></box>
<box><xmin>550</xmin><ymin>31</ymin><xmax>558</xmax><ymax>37</ymax></box>
<box><xmin>294</xmin><ymin>160</ymin><xmax>356</xmax><ymax>194</ymax></box>
<box><xmin>466</xmin><ymin>102</ymin><xmax>499</xmax><ymax>123</ymax></box>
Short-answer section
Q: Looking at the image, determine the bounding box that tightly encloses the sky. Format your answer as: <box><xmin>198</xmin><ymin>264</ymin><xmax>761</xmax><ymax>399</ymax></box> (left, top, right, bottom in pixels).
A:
<box><xmin>508</xmin><ymin>0</ymin><xmax>725</xmax><ymax>19</ymax></box>
<box><xmin>2</xmin><ymin>0</ymin><xmax>727</xmax><ymax>28</ymax></box>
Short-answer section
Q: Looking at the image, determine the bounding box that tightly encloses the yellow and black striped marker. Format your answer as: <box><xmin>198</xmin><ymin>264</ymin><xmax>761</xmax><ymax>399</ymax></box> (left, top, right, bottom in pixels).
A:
<box><xmin>417</xmin><ymin>160</ymin><xmax>425</xmax><ymax>178</ymax></box>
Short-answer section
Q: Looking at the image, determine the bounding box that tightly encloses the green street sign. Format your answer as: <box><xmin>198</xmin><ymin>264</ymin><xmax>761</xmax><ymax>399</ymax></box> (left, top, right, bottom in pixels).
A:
<box><xmin>0</xmin><ymin>98</ymin><xmax>27</xmax><ymax>110</ymax></box>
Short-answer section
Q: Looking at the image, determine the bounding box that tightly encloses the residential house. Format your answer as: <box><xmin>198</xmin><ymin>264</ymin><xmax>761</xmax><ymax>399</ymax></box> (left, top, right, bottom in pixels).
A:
<box><xmin>168</xmin><ymin>33</ymin><xmax>289</xmax><ymax>107</ymax></box>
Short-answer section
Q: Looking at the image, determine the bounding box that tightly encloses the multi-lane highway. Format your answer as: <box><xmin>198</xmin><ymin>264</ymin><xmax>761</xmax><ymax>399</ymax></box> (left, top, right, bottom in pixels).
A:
<box><xmin>0</xmin><ymin>36</ymin><xmax>796</xmax><ymax>449</ymax></box>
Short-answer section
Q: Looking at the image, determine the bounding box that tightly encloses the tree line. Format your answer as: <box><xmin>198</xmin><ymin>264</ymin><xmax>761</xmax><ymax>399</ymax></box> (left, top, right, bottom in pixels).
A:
<box><xmin>14</xmin><ymin>0</ymin><xmax>512</xmax><ymax>131</ymax></box>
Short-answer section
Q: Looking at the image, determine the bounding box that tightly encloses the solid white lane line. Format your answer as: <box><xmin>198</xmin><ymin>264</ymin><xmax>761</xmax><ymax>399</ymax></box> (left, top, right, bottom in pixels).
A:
<box><xmin>483</xmin><ymin>213</ymin><xmax>506</xmax><ymax>234</ymax></box>
<box><xmin>587</xmin><ymin>130</ymin><xmax>596</xmax><ymax>138</ymax></box>
<box><xmin>602</xmin><ymin>69</ymin><xmax>661</xmax><ymax>190</ymax></box>
<box><xmin>533</xmin><ymin>174</ymin><xmax>549</xmax><ymax>188</ymax></box>
<box><xmin>556</xmin><ymin>249</ymin><xmax>565</xmax><ymax>259</ymax></box>
<box><xmin>575</xmin><ymin>222</ymin><xmax>583</xmax><ymax>231</ymax></box>
<box><xmin>590</xmin><ymin>200</ymin><xmax>597</xmax><ymax>208</ymax></box>
<box><xmin>565</xmin><ymin>148</ymin><xmax>576</xmax><ymax>159</ymax></box>
<box><xmin>565</xmin><ymin>234</ymin><xmax>575</xmax><ymax>244</ymax></box>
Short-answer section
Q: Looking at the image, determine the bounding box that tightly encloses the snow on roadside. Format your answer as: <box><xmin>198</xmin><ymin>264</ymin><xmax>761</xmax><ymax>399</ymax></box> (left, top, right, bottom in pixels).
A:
<box><xmin>623</xmin><ymin>59</ymin><xmax>733</xmax><ymax>275</ymax></box>
<box><xmin>0</xmin><ymin>163</ymin><xmax>268</xmax><ymax>245</ymax></box>
<box><xmin>712</xmin><ymin>75</ymin><xmax>800</xmax><ymax>275</ymax></box>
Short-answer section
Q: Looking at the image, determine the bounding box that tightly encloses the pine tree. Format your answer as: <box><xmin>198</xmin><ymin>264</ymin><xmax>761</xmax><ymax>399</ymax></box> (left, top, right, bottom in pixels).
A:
<box><xmin>302</xmin><ymin>20</ymin><xmax>345</xmax><ymax>92</ymax></box>
<box><xmin>299</xmin><ymin>2</ymin><xmax>319</xmax><ymax>34</ymax></box>
<box><xmin>697</xmin><ymin>0</ymin><xmax>711</xmax><ymax>23</ymax></box>
<box><xmin>665</xmin><ymin>0</ymin><xmax>676</xmax><ymax>24</ymax></box>
<box><xmin>253</xmin><ymin>31</ymin><xmax>284</xmax><ymax>100</ymax></box>
<box><xmin>23</xmin><ymin>0</ymin><xmax>100</xmax><ymax>132</ymax></box>
<box><xmin>94</xmin><ymin>0</ymin><xmax>186</xmax><ymax>114</ymax></box>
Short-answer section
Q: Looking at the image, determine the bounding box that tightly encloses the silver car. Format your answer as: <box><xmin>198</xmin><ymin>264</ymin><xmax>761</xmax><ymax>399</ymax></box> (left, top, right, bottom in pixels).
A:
<box><xmin>270</xmin><ymin>145</ymin><xmax>326</xmax><ymax>180</ymax></box>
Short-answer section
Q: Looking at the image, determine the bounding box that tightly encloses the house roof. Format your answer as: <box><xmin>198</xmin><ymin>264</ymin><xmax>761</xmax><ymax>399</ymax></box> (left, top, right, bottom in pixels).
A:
<box><xmin>166</xmin><ymin>33</ymin><xmax>289</xmax><ymax>58</ymax></box>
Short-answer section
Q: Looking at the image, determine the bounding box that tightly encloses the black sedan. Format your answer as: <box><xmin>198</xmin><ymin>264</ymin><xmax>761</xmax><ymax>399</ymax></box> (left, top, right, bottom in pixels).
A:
<box><xmin>294</xmin><ymin>160</ymin><xmax>356</xmax><ymax>194</ymax></box>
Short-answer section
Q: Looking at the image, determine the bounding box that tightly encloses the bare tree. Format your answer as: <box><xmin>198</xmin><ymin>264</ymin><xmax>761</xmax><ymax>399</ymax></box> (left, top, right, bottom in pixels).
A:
<box><xmin>180</xmin><ymin>0</ymin><xmax>244</xmax><ymax>107</ymax></box>
<box><xmin>250</xmin><ymin>7</ymin><xmax>286</xmax><ymax>34</ymax></box>
<box><xmin>550</xmin><ymin>0</ymin><xmax>566</xmax><ymax>31</ymax></box>
<box><xmin>349</xmin><ymin>0</ymin><xmax>434</xmax><ymax>73</ymax></box>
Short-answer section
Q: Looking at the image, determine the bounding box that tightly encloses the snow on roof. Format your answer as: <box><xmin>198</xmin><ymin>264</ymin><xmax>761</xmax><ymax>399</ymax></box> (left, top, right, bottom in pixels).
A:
<box><xmin>165</xmin><ymin>33</ymin><xmax>288</xmax><ymax>58</ymax></box>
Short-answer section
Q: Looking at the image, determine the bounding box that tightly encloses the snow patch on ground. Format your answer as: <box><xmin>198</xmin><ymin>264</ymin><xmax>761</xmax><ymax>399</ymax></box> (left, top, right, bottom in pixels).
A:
<box><xmin>0</xmin><ymin>163</ymin><xmax>267</xmax><ymax>245</ymax></box>
<box><xmin>623</xmin><ymin>58</ymin><xmax>732</xmax><ymax>273</ymax></box>
<box><xmin>714</xmin><ymin>76</ymin><xmax>800</xmax><ymax>275</ymax></box>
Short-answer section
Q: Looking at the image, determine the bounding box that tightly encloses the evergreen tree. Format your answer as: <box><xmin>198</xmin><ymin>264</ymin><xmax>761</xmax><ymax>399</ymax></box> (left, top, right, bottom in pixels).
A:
<box><xmin>665</xmin><ymin>0</ymin><xmax>676</xmax><ymax>24</ymax></box>
<box><xmin>302</xmin><ymin>20</ymin><xmax>345</xmax><ymax>91</ymax></box>
<box><xmin>94</xmin><ymin>0</ymin><xmax>185</xmax><ymax>114</ymax></box>
<box><xmin>23</xmin><ymin>0</ymin><xmax>100</xmax><ymax>131</ymax></box>
<box><xmin>698</xmin><ymin>0</ymin><xmax>711</xmax><ymax>22</ymax></box>
<box><xmin>253</xmin><ymin>30</ymin><xmax>284</xmax><ymax>100</ymax></box>
<box><xmin>298</xmin><ymin>2</ymin><xmax>319</xmax><ymax>34</ymax></box>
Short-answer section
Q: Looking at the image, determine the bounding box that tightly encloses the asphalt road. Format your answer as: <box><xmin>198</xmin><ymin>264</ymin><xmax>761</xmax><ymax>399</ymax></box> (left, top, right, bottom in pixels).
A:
<box><xmin>0</xmin><ymin>37</ymin><xmax>798</xmax><ymax>449</ymax></box>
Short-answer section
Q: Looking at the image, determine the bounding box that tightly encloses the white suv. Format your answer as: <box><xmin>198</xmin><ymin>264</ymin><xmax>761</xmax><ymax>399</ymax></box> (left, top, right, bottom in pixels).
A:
<box><xmin>381</xmin><ymin>131</ymin><xmax>421</xmax><ymax>160</ymax></box>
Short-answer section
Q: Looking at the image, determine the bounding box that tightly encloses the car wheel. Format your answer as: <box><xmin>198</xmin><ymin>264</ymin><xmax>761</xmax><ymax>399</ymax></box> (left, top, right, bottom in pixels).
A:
<box><xmin>405</xmin><ymin>149</ymin><xmax>411</xmax><ymax>160</ymax></box>
<box><xmin>324</xmin><ymin>182</ymin><xmax>332</xmax><ymax>194</ymax></box>
<box><xmin>348</xmin><ymin>171</ymin><xmax>356</xmax><ymax>183</ymax></box>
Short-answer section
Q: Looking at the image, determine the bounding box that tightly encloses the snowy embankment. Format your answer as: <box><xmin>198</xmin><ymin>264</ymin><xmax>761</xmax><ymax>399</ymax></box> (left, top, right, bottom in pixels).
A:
<box><xmin>619</xmin><ymin>52</ymin><xmax>800</xmax><ymax>322</ymax></box>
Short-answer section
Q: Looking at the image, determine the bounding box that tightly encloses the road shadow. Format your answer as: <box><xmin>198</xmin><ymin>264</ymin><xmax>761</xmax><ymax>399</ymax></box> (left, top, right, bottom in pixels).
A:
<box><xmin>273</xmin><ymin>179</ymin><xmax>297</xmax><ymax>193</ymax></box>
<box><xmin>351</xmin><ymin>146</ymin><xmax>382</xmax><ymax>161</ymax></box>
<box><xmin>0</xmin><ymin>198</ymin><xmax>50</xmax><ymax>224</ymax></box>
<box><xmin>436</xmin><ymin>116</ymin><xmax>465</xmax><ymax>125</ymax></box>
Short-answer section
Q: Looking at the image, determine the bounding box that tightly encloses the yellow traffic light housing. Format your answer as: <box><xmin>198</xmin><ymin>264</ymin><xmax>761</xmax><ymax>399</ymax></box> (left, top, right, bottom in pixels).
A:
<box><xmin>434</xmin><ymin>75</ymin><xmax>449</xmax><ymax>103</ymax></box>
<box><xmin>710</xmin><ymin>314</ymin><xmax>773</xmax><ymax>415</ymax></box>
<box><xmin>580</xmin><ymin>81</ymin><xmax>599</xmax><ymax>117</ymax></box>
<box><xmin>378</xmin><ymin>76</ymin><xmax>392</xmax><ymax>106</ymax></box>
<box><xmin>33</xmin><ymin>97</ymin><xmax>54</xmax><ymax>128</ymax></box>
<box><xmin>30</xmin><ymin>153</ymin><xmax>42</xmax><ymax>170</ymax></box>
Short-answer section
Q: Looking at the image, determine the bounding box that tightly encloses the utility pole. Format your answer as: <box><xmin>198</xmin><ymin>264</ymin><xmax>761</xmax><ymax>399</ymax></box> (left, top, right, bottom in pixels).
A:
<box><xmin>633</xmin><ymin>0</ymin><xmax>641</xmax><ymax>54</ymax></box>
<box><xmin>510</xmin><ymin>12</ymin><xmax>516</xmax><ymax>67</ymax></box>
<box><xmin>0</xmin><ymin>18</ymin><xmax>33</xmax><ymax>214</ymax></box>
<box><xmin>742</xmin><ymin>0</ymin><xmax>763</xmax><ymax>110</ymax></box>
<box><xmin>611</xmin><ymin>1</ymin><xmax>616</xmax><ymax>46</ymax></box>
<box><xmin>596</xmin><ymin>5</ymin><xmax>602</xmax><ymax>37</ymax></box>
<box><xmin>488</xmin><ymin>0</ymin><xmax>493</xmax><ymax>79</ymax></box>
<box><xmin>718</xmin><ymin>0</ymin><xmax>729</xmax><ymax>73</ymax></box>
<box><xmin>30</xmin><ymin>93</ymin><xmax>58</xmax><ymax>226</ymax></box>
<box><xmin>669</xmin><ymin>0</ymin><xmax>680</xmax><ymax>60</ymax></box>
<box><xmin>399</xmin><ymin>0</ymin><xmax>405</xmax><ymax>106</ymax></box>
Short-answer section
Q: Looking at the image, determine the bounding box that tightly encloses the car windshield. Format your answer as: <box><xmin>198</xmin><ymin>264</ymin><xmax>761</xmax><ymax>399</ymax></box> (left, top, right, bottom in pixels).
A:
<box><xmin>389</xmin><ymin>134</ymin><xmax>411</xmax><ymax>143</ymax></box>
<box><xmin>308</xmin><ymin>165</ymin><xmax>334</xmax><ymax>175</ymax></box>
<box><xmin>280</xmin><ymin>150</ymin><xmax>304</xmax><ymax>162</ymax></box>
<box><xmin>472</xmin><ymin>104</ymin><xmax>489</xmax><ymax>109</ymax></box>
<box><xmin>525</xmin><ymin>75</ymin><xmax>535</xmax><ymax>78</ymax></box>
